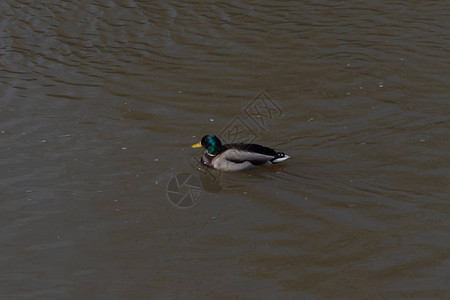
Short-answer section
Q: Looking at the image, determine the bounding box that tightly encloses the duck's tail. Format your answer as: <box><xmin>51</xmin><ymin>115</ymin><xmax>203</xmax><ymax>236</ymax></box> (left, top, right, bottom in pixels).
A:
<box><xmin>270</xmin><ymin>152</ymin><xmax>290</xmax><ymax>164</ymax></box>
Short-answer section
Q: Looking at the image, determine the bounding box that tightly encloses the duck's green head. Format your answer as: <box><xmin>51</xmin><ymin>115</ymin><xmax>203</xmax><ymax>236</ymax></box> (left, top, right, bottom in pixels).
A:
<box><xmin>191</xmin><ymin>135</ymin><xmax>222</xmax><ymax>155</ymax></box>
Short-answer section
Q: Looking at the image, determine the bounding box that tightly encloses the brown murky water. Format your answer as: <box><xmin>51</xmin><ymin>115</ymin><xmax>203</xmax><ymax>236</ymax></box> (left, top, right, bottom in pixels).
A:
<box><xmin>1</xmin><ymin>1</ymin><xmax>449</xmax><ymax>299</ymax></box>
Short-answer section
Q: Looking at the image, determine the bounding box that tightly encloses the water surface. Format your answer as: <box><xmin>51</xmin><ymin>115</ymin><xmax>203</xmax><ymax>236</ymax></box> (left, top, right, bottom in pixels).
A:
<box><xmin>1</xmin><ymin>1</ymin><xmax>449</xmax><ymax>299</ymax></box>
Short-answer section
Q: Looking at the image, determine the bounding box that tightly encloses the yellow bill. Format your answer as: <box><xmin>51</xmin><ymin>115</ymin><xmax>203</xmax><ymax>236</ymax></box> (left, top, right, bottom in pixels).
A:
<box><xmin>191</xmin><ymin>142</ymin><xmax>202</xmax><ymax>148</ymax></box>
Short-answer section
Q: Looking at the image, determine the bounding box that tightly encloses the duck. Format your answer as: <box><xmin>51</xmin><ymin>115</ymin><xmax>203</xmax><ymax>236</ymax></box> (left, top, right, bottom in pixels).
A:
<box><xmin>191</xmin><ymin>135</ymin><xmax>289</xmax><ymax>171</ymax></box>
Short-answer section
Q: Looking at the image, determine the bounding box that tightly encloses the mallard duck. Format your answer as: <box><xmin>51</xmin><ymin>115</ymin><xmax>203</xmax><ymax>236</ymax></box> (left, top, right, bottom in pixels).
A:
<box><xmin>191</xmin><ymin>135</ymin><xmax>289</xmax><ymax>171</ymax></box>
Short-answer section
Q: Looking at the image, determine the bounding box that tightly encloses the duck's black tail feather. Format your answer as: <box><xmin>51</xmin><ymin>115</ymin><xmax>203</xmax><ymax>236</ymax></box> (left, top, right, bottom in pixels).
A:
<box><xmin>270</xmin><ymin>152</ymin><xmax>290</xmax><ymax>163</ymax></box>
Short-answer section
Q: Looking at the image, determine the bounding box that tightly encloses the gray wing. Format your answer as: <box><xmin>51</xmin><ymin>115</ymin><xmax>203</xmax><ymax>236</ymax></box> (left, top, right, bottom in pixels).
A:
<box><xmin>212</xmin><ymin>159</ymin><xmax>256</xmax><ymax>171</ymax></box>
<box><xmin>216</xmin><ymin>149</ymin><xmax>274</xmax><ymax>166</ymax></box>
